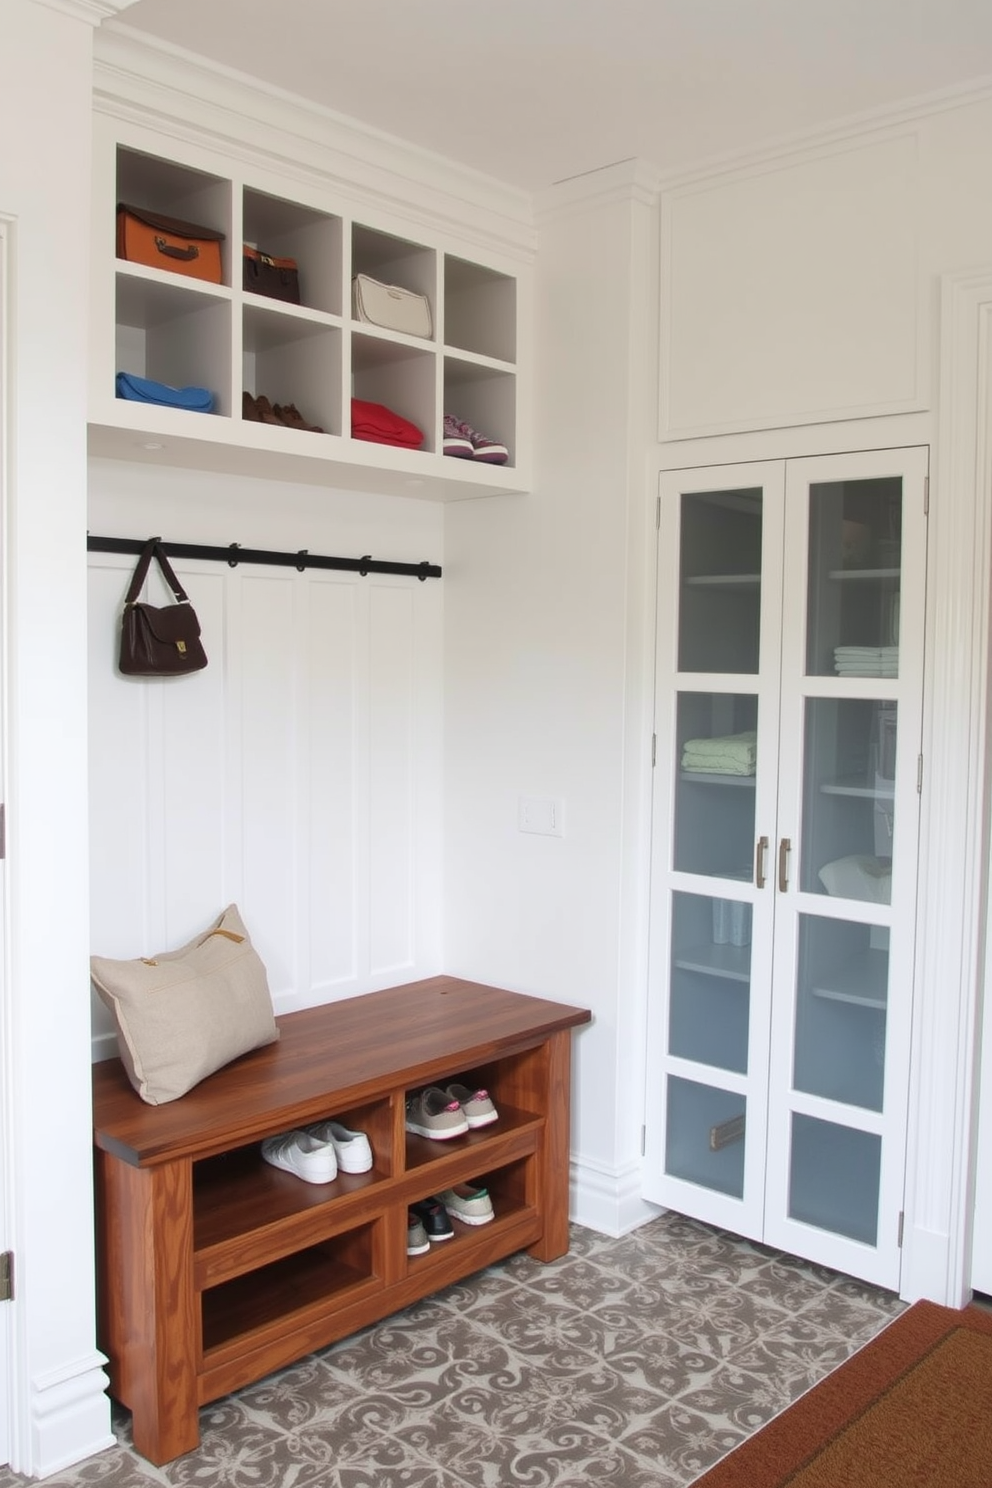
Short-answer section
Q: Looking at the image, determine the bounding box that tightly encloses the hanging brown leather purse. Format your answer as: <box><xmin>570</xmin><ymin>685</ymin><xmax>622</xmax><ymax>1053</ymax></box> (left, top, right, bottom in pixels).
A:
<box><xmin>119</xmin><ymin>538</ymin><xmax>208</xmax><ymax>677</ymax></box>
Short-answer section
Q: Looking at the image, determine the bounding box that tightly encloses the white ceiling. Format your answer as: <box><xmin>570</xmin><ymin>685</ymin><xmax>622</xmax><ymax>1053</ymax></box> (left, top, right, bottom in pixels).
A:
<box><xmin>116</xmin><ymin>0</ymin><xmax>992</xmax><ymax>192</ymax></box>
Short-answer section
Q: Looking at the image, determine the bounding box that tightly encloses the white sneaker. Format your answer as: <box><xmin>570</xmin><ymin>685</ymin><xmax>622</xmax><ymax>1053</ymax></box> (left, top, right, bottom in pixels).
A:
<box><xmin>261</xmin><ymin>1129</ymin><xmax>337</xmax><ymax>1184</ymax></box>
<box><xmin>306</xmin><ymin>1119</ymin><xmax>373</xmax><ymax>1174</ymax></box>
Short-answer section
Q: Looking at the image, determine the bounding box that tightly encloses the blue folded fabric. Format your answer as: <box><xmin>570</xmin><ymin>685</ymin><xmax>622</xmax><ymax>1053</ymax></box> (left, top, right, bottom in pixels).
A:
<box><xmin>115</xmin><ymin>372</ymin><xmax>214</xmax><ymax>413</ymax></box>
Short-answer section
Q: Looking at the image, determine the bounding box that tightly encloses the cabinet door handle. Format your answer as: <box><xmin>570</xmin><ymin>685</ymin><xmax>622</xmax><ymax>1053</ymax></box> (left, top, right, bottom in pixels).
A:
<box><xmin>778</xmin><ymin>837</ymin><xmax>791</xmax><ymax>892</ymax></box>
<box><xmin>755</xmin><ymin>835</ymin><xmax>768</xmax><ymax>889</ymax></box>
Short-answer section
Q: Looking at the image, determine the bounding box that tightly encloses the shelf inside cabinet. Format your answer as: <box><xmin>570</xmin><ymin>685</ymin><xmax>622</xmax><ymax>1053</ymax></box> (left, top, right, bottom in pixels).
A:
<box><xmin>811</xmin><ymin>948</ymin><xmax>888</xmax><ymax>1009</ymax></box>
<box><xmin>684</xmin><ymin>573</ymin><xmax>762</xmax><ymax>588</ymax></box>
<box><xmin>679</xmin><ymin>771</ymin><xmax>757</xmax><ymax>788</ymax></box>
<box><xmin>827</xmin><ymin>568</ymin><xmax>900</xmax><ymax>582</ymax></box>
<box><xmin>820</xmin><ymin>775</ymin><xmax>894</xmax><ymax>800</ymax></box>
<box><xmin>673</xmin><ymin>943</ymin><xmax>751</xmax><ymax>984</ymax></box>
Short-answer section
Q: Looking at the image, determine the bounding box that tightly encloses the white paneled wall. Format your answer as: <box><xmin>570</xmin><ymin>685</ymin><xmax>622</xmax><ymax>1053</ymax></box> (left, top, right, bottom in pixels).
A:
<box><xmin>87</xmin><ymin>464</ymin><xmax>443</xmax><ymax>1055</ymax></box>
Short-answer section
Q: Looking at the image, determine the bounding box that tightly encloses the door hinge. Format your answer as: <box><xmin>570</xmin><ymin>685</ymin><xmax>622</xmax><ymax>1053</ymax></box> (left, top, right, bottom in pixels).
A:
<box><xmin>924</xmin><ymin>476</ymin><xmax>929</xmax><ymax>516</ymax></box>
<box><xmin>0</xmin><ymin>1251</ymin><xmax>13</xmax><ymax>1301</ymax></box>
<box><xmin>897</xmin><ymin>1211</ymin><xmax>904</xmax><ymax>1248</ymax></box>
<box><xmin>640</xmin><ymin>1124</ymin><xmax>646</xmax><ymax>1157</ymax></box>
<box><xmin>651</xmin><ymin>733</ymin><xmax>657</xmax><ymax>768</ymax></box>
<box><xmin>917</xmin><ymin>755</ymin><xmax>923</xmax><ymax>794</ymax></box>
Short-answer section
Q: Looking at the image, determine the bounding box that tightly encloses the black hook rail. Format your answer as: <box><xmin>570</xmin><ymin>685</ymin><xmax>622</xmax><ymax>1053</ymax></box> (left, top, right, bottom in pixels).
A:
<box><xmin>86</xmin><ymin>534</ymin><xmax>442</xmax><ymax>581</ymax></box>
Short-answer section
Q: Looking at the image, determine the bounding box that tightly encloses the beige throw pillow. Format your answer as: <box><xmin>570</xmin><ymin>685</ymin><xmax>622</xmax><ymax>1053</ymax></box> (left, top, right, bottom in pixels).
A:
<box><xmin>91</xmin><ymin>904</ymin><xmax>279</xmax><ymax>1104</ymax></box>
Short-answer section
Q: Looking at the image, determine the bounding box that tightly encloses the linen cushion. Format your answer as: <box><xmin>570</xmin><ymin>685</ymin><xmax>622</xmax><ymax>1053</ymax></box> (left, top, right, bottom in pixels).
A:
<box><xmin>91</xmin><ymin>904</ymin><xmax>279</xmax><ymax>1104</ymax></box>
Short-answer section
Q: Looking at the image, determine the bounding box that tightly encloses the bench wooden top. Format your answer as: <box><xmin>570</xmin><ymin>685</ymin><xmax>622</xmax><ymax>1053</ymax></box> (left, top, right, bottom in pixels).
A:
<box><xmin>92</xmin><ymin>975</ymin><xmax>591</xmax><ymax>1167</ymax></box>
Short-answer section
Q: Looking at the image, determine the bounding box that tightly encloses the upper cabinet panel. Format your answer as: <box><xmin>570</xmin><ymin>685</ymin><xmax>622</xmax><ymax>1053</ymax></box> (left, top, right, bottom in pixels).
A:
<box><xmin>659</xmin><ymin>132</ymin><xmax>925</xmax><ymax>441</ymax></box>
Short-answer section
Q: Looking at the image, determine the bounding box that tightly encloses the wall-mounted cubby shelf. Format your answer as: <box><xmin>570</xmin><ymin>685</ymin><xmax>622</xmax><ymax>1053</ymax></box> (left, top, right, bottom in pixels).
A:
<box><xmin>90</xmin><ymin>136</ymin><xmax>530</xmax><ymax>500</ymax></box>
<box><xmin>93</xmin><ymin>976</ymin><xmax>589</xmax><ymax>1466</ymax></box>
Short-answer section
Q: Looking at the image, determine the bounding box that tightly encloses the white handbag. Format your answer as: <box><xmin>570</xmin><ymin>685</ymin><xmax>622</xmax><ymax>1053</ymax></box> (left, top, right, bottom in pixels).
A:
<box><xmin>352</xmin><ymin>273</ymin><xmax>433</xmax><ymax>339</ymax></box>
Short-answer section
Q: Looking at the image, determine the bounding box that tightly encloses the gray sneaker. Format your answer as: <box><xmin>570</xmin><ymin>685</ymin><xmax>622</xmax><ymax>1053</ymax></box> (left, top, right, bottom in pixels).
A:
<box><xmin>436</xmin><ymin>1182</ymin><xmax>495</xmax><ymax>1226</ymax></box>
<box><xmin>445</xmin><ymin>1082</ymin><xmax>499</xmax><ymax>1129</ymax></box>
<box><xmin>405</xmin><ymin>1086</ymin><xmax>470</xmax><ymax>1140</ymax></box>
<box><xmin>406</xmin><ymin>1210</ymin><xmax>431</xmax><ymax>1256</ymax></box>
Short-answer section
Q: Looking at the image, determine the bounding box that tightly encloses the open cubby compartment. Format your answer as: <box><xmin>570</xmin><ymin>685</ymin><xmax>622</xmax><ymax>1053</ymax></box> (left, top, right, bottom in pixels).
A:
<box><xmin>352</xmin><ymin>224</ymin><xmax>438</xmax><ymax>336</ymax></box>
<box><xmin>117</xmin><ymin>146</ymin><xmax>233</xmax><ymax>287</ymax></box>
<box><xmin>443</xmin><ymin>357</ymin><xmax>516</xmax><ymax>464</ymax></box>
<box><xmin>115</xmin><ymin>274</ymin><xmax>231</xmax><ymax>415</ymax></box>
<box><xmin>243</xmin><ymin>188</ymin><xmax>343</xmax><ymax>316</ymax></box>
<box><xmin>243</xmin><ymin>302</ymin><xmax>342</xmax><ymax>435</ymax></box>
<box><xmin>351</xmin><ymin>334</ymin><xmax>436</xmax><ymax>451</ymax></box>
<box><xmin>200</xmin><ymin>1219</ymin><xmax>381</xmax><ymax>1358</ymax></box>
<box><xmin>316</xmin><ymin>1093</ymin><xmax>398</xmax><ymax>1179</ymax></box>
<box><xmin>444</xmin><ymin>255</ymin><xmax>516</xmax><ymax>363</ymax></box>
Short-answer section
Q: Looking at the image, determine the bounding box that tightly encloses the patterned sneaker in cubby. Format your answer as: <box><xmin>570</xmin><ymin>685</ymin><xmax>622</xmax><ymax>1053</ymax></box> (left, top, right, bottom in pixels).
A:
<box><xmin>444</xmin><ymin>1082</ymin><xmax>499</xmax><ymax>1128</ymax></box>
<box><xmin>405</xmin><ymin>1086</ymin><xmax>470</xmax><ymax>1140</ymax></box>
<box><xmin>443</xmin><ymin>414</ymin><xmax>508</xmax><ymax>464</ymax></box>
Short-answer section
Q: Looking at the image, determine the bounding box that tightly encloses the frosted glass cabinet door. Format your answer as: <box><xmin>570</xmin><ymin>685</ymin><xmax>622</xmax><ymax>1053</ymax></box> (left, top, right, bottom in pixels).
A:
<box><xmin>763</xmin><ymin>446</ymin><xmax>926</xmax><ymax>1287</ymax></box>
<box><xmin>647</xmin><ymin>446</ymin><xmax>926</xmax><ymax>1291</ymax></box>
<box><xmin>678</xmin><ymin>486</ymin><xmax>763</xmax><ymax>673</ymax></box>
<box><xmin>646</xmin><ymin>462</ymin><xmax>784</xmax><ymax>1243</ymax></box>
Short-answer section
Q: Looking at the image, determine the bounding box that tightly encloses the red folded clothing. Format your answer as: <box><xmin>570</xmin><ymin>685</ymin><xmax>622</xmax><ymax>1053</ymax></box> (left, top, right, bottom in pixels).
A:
<box><xmin>351</xmin><ymin>397</ymin><xmax>424</xmax><ymax>449</ymax></box>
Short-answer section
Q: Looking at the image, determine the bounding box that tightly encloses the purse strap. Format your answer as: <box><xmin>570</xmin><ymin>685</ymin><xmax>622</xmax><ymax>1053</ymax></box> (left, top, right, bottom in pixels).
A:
<box><xmin>124</xmin><ymin>538</ymin><xmax>191</xmax><ymax>607</ymax></box>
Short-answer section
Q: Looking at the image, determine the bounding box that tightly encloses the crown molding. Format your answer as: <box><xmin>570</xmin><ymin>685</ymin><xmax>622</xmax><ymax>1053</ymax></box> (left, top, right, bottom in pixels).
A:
<box><xmin>30</xmin><ymin>0</ymin><xmax>137</xmax><ymax>24</ymax></box>
<box><xmin>656</xmin><ymin>71</ymin><xmax>992</xmax><ymax>194</ymax></box>
<box><xmin>92</xmin><ymin>24</ymin><xmax>537</xmax><ymax>262</ymax></box>
<box><xmin>535</xmin><ymin>157</ymin><xmax>662</xmax><ymax>225</ymax></box>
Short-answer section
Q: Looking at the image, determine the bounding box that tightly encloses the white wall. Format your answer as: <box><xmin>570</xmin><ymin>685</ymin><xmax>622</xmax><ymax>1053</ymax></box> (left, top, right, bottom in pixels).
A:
<box><xmin>443</xmin><ymin>163</ymin><xmax>660</xmax><ymax>1235</ymax></box>
<box><xmin>87</xmin><ymin>460</ymin><xmax>444</xmax><ymax>1041</ymax></box>
<box><xmin>0</xmin><ymin>0</ymin><xmax>113</xmax><ymax>1475</ymax></box>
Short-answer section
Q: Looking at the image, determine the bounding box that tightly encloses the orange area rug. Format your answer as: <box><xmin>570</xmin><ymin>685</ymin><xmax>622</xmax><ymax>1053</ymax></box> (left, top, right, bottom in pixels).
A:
<box><xmin>695</xmin><ymin>1299</ymin><xmax>992</xmax><ymax>1487</ymax></box>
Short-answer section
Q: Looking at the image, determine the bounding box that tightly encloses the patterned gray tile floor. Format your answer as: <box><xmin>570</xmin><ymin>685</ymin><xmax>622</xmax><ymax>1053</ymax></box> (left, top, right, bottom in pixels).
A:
<box><xmin>0</xmin><ymin>1212</ymin><xmax>904</xmax><ymax>1487</ymax></box>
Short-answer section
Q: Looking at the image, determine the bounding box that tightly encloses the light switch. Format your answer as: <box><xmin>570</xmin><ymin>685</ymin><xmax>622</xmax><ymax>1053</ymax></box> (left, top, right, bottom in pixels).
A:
<box><xmin>518</xmin><ymin>796</ymin><xmax>563</xmax><ymax>837</ymax></box>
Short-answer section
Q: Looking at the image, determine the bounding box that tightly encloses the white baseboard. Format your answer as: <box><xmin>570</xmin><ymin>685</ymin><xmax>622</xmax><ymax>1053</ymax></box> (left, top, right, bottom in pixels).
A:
<box><xmin>569</xmin><ymin>1156</ymin><xmax>662</xmax><ymax>1237</ymax></box>
<box><xmin>27</xmin><ymin>1352</ymin><xmax>114</xmax><ymax>1480</ymax></box>
<box><xmin>899</xmin><ymin>1222</ymin><xmax>971</xmax><ymax>1307</ymax></box>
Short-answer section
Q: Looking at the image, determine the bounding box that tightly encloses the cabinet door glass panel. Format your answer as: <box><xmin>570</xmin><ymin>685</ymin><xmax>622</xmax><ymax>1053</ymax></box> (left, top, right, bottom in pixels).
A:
<box><xmin>806</xmin><ymin>477</ymin><xmax>902</xmax><ymax>679</ymax></box>
<box><xmin>675</xmin><ymin>693</ymin><xmax>758</xmax><ymax>881</ymax></box>
<box><xmin>793</xmin><ymin>915</ymin><xmax>887</xmax><ymax>1112</ymax></box>
<box><xmin>801</xmin><ymin>699</ymin><xmax>896</xmax><ymax>901</ymax></box>
<box><xmin>666</xmin><ymin>1076</ymin><xmax>746</xmax><ymax>1199</ymax></box>
<box><xmin>679</xmin><ymin>488</ymin><xmax>763</xmax><ymax>674</ymax></box>
<box><xmin>670</xmin><ymin>891</ymin><xmax>751</xmax><ymax>1074</ymax></box>
<box><xmin>789</xmin><ymin>1114</ymin><xmax>880</xmax><ymax>1245</ymax></box>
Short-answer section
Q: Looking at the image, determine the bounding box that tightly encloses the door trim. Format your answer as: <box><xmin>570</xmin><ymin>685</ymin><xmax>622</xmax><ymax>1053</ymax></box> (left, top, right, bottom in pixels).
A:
<box><xmin>900</xmin><ymin>267</ymin><xmax>992</xmax><ymax>1304</ymax></box>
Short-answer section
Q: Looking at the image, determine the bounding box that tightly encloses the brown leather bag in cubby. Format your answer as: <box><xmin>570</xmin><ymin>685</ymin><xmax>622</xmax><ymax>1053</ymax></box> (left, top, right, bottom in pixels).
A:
<box><xmin>117</xmin><ymin>202</ymin><xmax>225</xmax><ymax>283</ymax></box>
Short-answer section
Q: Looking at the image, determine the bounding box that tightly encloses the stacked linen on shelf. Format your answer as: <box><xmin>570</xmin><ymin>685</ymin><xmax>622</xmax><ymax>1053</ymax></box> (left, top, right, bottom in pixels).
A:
<box><xmin>681</xmin><ymin>729</ymin><xmax>757</xmax><ymax>776</ymax></box>
<box><xmin>834</xmin><ymin>646</ymin><xmax>899</xmax><ymax>677</ymax></box>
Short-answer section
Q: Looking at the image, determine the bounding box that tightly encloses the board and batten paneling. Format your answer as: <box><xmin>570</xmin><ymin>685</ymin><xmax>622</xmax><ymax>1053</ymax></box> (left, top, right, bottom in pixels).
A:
<box><xmin>659</xmin><ymin>130</ymin><xmax>925</xmax><ymax>439</ymax></box>
<box><xmin>87</xmin><ymin>551</ymin><xmax>442</xmax><ymax>1053</ymax></box>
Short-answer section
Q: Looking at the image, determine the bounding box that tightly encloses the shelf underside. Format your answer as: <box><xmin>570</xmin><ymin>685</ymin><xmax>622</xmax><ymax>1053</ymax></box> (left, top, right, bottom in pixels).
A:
<box><xmin>88</xmin><ymin>415</ymin><xmax>528</xmax><ymax>501</ymax></box>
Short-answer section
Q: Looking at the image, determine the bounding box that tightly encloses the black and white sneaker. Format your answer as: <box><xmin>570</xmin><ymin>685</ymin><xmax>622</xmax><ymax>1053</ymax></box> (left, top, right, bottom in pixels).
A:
<box><xmin>410</xmin><ymin>1197</ymin><xmax>454</xmax><ymax>1242</ymax></box>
